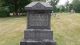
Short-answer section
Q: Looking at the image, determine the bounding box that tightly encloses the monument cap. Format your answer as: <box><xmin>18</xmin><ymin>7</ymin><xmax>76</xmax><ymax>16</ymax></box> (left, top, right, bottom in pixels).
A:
<box><xmin>25</xmin><ymin>2</ymin><xmax>53</xmax><ymax>10</ymax></box>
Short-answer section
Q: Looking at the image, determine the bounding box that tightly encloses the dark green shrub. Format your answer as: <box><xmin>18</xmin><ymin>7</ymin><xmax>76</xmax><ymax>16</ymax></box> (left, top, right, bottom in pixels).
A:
<box><xmin>0</xmin><ymin>6</ymin><xmax>10</xmax><ymax>17</ymax></box>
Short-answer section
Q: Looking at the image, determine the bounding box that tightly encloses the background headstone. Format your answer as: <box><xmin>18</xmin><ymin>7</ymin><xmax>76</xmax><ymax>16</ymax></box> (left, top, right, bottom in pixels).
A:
<box><xmin>20</xmin><ymin>2</ymin><xmax>56</xmax><ymax>45</ymax></box>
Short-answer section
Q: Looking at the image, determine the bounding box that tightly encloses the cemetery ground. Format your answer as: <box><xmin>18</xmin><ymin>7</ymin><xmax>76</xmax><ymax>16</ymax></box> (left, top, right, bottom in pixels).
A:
<box><xmin>0</xmin><ymin>13</ymin><xmax>80</xmax><ymax>45</ymax></box>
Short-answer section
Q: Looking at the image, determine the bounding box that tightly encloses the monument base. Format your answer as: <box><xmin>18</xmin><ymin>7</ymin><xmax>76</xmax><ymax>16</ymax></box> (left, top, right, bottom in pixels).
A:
<box><xmin>20</xmin><ymin>39</ymin><xmax>56</xmax><ymax>45</ymax></box>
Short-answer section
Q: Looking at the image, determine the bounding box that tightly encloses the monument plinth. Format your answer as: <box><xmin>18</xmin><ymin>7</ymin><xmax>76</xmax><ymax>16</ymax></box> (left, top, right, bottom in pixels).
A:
<box><xmin>20</xmin><ymin>2</ymin><xmax>56</xmax><ymax>45</ymax></box>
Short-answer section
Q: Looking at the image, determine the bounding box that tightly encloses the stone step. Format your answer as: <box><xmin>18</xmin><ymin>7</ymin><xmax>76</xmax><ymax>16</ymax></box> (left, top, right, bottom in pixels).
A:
<box><xmin>24</xmin><ymin>29</ymin><xmax>53</xmax><ymax>41</ymax></box>
<box><xmin>20</xmin><ymin>39</ymin><xmax>56</xmax><ymax>45</ymax></box>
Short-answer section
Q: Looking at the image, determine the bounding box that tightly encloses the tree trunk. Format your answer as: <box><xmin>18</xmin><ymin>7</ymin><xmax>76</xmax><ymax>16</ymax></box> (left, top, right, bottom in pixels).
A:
<box><xmin>13</xmin><ymin>11</ymin><xmax>18</xmax><ymax>16</ymax></box>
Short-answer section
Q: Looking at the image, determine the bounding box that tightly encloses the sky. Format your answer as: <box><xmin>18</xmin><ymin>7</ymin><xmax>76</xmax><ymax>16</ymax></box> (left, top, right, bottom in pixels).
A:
<box><xmin>46</xmin><ymin>0</ymin><xmax>73</xmax><ymax>5</ymax></box>
<box><xmin>57</xmin><ymin>0</ymin><xmax>73</xmax><ymax>5</ymax></box>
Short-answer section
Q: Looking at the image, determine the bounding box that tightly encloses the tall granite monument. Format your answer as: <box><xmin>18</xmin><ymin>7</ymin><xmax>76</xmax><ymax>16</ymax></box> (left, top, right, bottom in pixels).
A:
<box><xmin>20</xmin><ymin>2</ymin><xmax>56</xmax><ymax>45</ymax></box>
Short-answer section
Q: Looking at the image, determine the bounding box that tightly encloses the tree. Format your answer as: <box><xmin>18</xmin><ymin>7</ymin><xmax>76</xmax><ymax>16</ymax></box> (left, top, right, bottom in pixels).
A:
<box><xmin>68</xmin><ymin>4</ymin><xmax>73</xmax><ymax>12</ymax></box>
<box><xmin>59</xmin><ymin>5</ymin><xmax>65</xmax><ymax>12</ymax></box>
<box><xmin>65</xmin><ymin>0</ymin><xmax>70</xmax><ymax>12</ymax></box>
<box><xmin>0</xmin><ymin>0</ymin><xmax>10</xmax><ymax>17</ymax></box>
<box><xmin>0</xmin><ymin>6</ymin><xmax>10</xmax><ymax>17</ymax></box>
<box><xmin>72</xmin><ymin>0</ymin><xmax>80</xmax><ymax>13</ymax></box>
<box><xmin>2</xmin><ymin>0</ymin><xmax>31</xmax><ymax>16</ymax></box>
<box><xmin>0</xmin><ymin>0</ymin><xmax>3</xmax><ymax>6</ymax></box>
<box><xmin>49</xmin><ymin>0</ymin><xmax>59</xmax><ymax>12</ymax></box>
<box><xmin>32</xmin><ymin>0</ymin><xmax>46</xmax><ymax>1</ymax></box>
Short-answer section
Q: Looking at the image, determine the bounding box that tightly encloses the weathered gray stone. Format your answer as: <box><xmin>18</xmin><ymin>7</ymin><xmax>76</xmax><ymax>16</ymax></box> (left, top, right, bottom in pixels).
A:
<box><xmin>20</xmin><ymin>40</ymin><xmax>56</xmax><ymax>45</ymax></box>
<box><xmin>25</xmin><ymin>2</ymin><xmax>52</xmax><ymax>10</ymax></box>
<box><xmin>27</xmin><ymin>12</ymin><xmax>51</xmax><ymax>29</ymax></box>
<box><xmin>20</xmin><ymin>1</ymin><xmax>56</xmax><ymax>45</ymax></box>
<box><xmin>24</xmin><ymin>29</ymin><xmax>53</xmax><ymax>41</ymax></box>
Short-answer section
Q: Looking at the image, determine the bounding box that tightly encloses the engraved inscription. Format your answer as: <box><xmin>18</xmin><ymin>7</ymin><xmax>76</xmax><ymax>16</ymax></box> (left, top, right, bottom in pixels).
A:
<box><xmin>29</xmin><ymin>13</ymin><xmax>49</xmax><ymax>26</ymax></box>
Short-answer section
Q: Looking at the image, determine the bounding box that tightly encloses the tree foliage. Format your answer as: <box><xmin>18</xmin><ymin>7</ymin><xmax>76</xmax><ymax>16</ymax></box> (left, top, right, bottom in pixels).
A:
<box><xmin>65</xmin><ymin>0</ymin><xmax>70</xmax><ymax>12</ymax></box>
<box><xmin>49</xmin><ymin>0</ymin><xmax>59</xmax><ymax>12</ymax></box>
<box><xmin>72</xmin><ymin>0</ymin><xmax>80</xmax><ymax>13</ymax></box>
<box><xmin>59</xmin><ymin>5</ymin><xmax>65</xmax><ymax>12</ymax></box>
<box><xmin>2</xmin><ymin>0</ymin><xmax>31</xmax><ymax>16</ymax></box>
<box><xmin>32</xmin><ymin>0</ymin><xmax>46</xmax><ymax>1</ymax></box>
<box><xmin>0</xmin><ymin>6</ymin><xmax>10</xmax><ymax>17</ymax></box>
<box><xmin>0</xmin><ymin>0</ymin><xmax>10</xmax><ymax>17</ymax></box>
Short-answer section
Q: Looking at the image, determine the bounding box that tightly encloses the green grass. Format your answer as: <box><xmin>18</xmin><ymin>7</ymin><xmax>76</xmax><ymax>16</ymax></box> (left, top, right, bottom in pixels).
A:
<box><xmin>0</xmin><ymin>16</ymin><xmax>26</xmax><ymax>45</ymax></box>
<box><xmin>52</xmin><ymin>13</ymin><xmax>80</xmax><ymax>45</ymax></box>
<box><xmin>0</xmin><ymin>13</ymin><xmax>80</xmax><ymax>45</ymax></box>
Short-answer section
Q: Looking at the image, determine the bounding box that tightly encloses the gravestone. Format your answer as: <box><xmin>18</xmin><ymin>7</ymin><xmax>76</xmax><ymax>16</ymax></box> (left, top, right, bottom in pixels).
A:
<box><xmin>20</xmin><ymin>2</ymin><xmax>56</xmax><ymax>45</ymax></box>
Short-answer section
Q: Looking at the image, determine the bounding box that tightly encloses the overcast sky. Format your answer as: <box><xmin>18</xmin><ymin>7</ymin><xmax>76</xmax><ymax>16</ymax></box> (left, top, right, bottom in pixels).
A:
<box><xmin>58</xmin><ymin>0</ymin><xmax>73</xmax><ymax>5</ymax></box>
<box><xmin>46</xmin><ymin>0</ymin><xmax>73</xmax><ymax>5</ymax></box>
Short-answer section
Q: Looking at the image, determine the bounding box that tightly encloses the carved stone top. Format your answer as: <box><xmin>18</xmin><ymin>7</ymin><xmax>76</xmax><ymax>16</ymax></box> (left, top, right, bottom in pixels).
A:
<box><xmin>25</xmin><ymin>2</ymin><xmax>52</xmax><ymax>10</ymax></box>
<box><xmin>25</xmin><ymin>2</ymin><xmax>52</xmax><ymax>29</ymax></box>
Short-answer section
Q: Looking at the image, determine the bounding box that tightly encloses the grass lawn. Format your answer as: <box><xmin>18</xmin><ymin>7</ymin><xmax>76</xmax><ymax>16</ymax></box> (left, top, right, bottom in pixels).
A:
<box><xmin>0</xmin><ymin>13</ymin><xmax>80</xmax><ymax>45</ymax></box>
